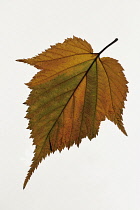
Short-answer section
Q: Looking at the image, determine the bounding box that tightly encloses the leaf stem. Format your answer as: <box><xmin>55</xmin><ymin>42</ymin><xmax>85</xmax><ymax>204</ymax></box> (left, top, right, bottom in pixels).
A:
<box><xmin>98</xmin><ymin>38</ymin><xmax>118</xmax><ymax>56</ymax></box>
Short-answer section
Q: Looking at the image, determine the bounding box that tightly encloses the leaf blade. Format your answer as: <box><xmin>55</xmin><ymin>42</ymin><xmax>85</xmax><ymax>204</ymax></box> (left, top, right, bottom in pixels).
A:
<box><xmin>17</xmin><ymin>37</ymin><xmax>128</xmax><ymax>189</ymax></box>
<box><xmin>98</xmin><ymin>57</ymin><xmax>128</xmax><ymax>135</ymax></box>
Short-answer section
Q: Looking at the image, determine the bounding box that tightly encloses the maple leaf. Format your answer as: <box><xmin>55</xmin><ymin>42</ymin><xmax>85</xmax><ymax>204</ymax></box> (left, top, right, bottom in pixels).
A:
<box><xmin>17</xmin><ymin>36</ymin><xmax>128</xmax><ymax>189</ymax></box>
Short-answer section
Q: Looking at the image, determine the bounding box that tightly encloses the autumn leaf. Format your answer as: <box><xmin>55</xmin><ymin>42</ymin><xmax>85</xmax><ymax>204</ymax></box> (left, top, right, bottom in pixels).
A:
<box><xmin>17</xmin><ymin>36</ymin><xmax>128</xmax><ymax>189</ymax></box>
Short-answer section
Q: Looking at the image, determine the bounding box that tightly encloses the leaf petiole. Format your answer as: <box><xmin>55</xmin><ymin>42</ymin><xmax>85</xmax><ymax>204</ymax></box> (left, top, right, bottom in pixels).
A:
<box><xmin>98</xmin><ymin>38</ymin><xmax>118</xmax><ymax>56</ymax></box>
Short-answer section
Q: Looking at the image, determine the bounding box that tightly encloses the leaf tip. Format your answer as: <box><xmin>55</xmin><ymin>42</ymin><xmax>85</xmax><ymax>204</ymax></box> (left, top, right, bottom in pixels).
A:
<box><xmin>23</xmin><ymin>170</ymin><xmax>32</xmax><ymax>189</ymax></box>
<box><xmin>124</xmin><ymin>130</ymin><xmax>128</xmax><ymax>136</ymax></box>
<box><xmin>16</xmin><ymin>59</ymin><xmax>25</xmax><ymax>63</ymax></box>
<box><xmin>23</xmin><ymin>179</ymin><xmax>29</xmax><ymax>189</ymax></box>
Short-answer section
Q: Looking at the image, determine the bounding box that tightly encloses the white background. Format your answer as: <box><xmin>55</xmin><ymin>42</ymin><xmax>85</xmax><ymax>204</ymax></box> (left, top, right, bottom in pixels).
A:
<box><xmin>0</xmin><ymin>0</ymin><xmax>140</xmax><ymax>209</ymax></box>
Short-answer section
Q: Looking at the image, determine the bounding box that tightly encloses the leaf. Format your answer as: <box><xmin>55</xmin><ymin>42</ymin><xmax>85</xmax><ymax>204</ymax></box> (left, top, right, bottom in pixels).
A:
<box><xmin>17</xmin><ymin>36</ymin><xmax>128</xmax><ymax>189</ymax></box>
